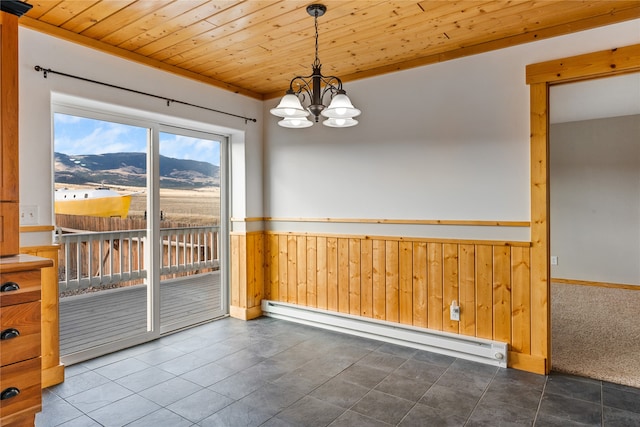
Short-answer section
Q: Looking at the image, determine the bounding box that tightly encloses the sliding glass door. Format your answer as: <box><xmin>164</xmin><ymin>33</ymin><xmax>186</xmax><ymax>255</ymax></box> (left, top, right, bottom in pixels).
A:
<box><xmin>54</xmin><ymin>109</ymin><xmax>228</xmax><ymax>364</ymax></box>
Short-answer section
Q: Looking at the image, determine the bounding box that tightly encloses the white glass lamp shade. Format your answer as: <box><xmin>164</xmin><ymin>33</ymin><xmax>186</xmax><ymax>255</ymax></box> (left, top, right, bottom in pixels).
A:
<box><xmin>270</xmin><ymin>93</ymin><xmax>309</xmax><ymax>118</ymax></box>
<box><xmin>278</xmin><ymin>117</ymin><xmax>314</xmax><ymax>128</ymax></box>
<box><xmin>322</xmin><ymin>117</ymin><xmax>358</xmax><ymax>128</ymax></box>
<box><xmin>321</xmin><ymin>93</ymin><xmax>361</xmax><ymax>118</ymax></box>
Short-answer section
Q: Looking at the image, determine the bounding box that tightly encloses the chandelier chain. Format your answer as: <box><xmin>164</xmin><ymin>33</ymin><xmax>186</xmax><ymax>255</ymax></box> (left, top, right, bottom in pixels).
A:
<box><xmin>313</xmin><ymin>9</ymin><xmax>321</xmax><ymax>68</ymax></box>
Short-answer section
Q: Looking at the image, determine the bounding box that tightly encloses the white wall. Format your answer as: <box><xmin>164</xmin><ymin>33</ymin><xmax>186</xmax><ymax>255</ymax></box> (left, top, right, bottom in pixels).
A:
<box><xmin>550</xmin><ymin>115</ymin><xmax>640</xmax><ymax>286</ymax></box>
<box><xmin>551</xmin><ymin>73</ymin><xmax>640</xmax><ymax>124</ymax></box>
<box><xmin>18</xmin><ymin>28</ymin><xmax>263</xmax><ymax>246</ymax></box>
<box><xmin>17</xmin><ymin>19</ymin><xmax>640</xmax><ymax>247</ymax></box>
<box><xmin>263</xmin><ymin>19</ymin><xmax>640</xmax><ymax>241</ymax></box>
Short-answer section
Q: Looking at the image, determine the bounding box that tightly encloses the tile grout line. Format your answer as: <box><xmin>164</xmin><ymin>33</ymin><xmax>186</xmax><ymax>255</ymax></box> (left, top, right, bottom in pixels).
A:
<box><xmin>461</xmin><ymin>366</ymin><xmax>498</xmax><ymax>426</ymax></box>
<box><xmin>600</xmin><ymin>381</ymin><xmax>605</xmax><ymax>427</ymax></box>
<box><xmin>54</xmin><ymin>338</ymin><xmax>225</xmax><ymax>426</ymax></box>
<box><xmin>531</xmin><ymin>375</ymin><xmax>549</xmax><ymax>426</ymax></box>
<box><xmin>317</xmin><ymin>343</ymin><xmax>435</xmax><ymax>426</ymax></box>
<box><xmin>394</xmin><ymin>356</ymin><xmax>456</xmax><ymax>426</ymax></box>
<box><xmin>259</xmin><ymin>336</ymin><xmax>385</xmax><ymax>426</ymax></box>
<box><xmin>317</xmin><ymin>340</ymin><xmax>396</xmax><ymax>425</ymax></box>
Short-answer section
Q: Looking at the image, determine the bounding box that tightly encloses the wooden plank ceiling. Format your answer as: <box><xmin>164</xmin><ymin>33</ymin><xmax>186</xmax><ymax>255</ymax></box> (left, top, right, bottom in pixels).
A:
<box><xmin>19</xmin><ymin>1</ymin><xmax>640</xmax><ymax>99</ymax></box>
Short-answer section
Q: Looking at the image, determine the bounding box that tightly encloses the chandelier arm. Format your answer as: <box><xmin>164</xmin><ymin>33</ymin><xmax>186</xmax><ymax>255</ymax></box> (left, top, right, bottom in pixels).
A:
<box><xmin>319</xmin><ymin>75</ymin><xmax>343</xmax><ymax>93</ymax></box>
<box><xmin>318</xmin><ymin>83</ymin><xmax>336</xmax><ymax>101</ymax></box>
<box><xmin>288</xmin><ymin>74</ymin><xmax>346</xmax><ymax>112</ymax></box>
<box><xmin>290</xmin><ymin>74</ymin><xmax>343</xmax><ymax>95</ymax></box>
<box><xmin>288</xmin><ymin>76</ymin><xmax>314</xmax><ymax>99</ymax></box>
<box><xmin>312</xmin><ymin>76</ymin><xmax>342</xmax><ymax>104</ymax></box>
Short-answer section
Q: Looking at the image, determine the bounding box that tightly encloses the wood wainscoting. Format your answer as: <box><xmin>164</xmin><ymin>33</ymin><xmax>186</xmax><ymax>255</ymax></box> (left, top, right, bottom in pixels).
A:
<box><xmin>230</xmin><ymin>231</ymin><xmax>546</xmax><ymax>373</ymax></box>
<box><xmin>230</xmin><ymin>232</ymin><xmax>265</xmax><ymax>321</ymax></box>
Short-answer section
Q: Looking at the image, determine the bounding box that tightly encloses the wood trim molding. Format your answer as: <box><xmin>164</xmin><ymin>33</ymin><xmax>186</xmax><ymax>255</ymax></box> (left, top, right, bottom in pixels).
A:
<box><xmin>229</xmin><ymin>305</ymin><xmax>262</xmax><ymax>321</ymax></box>
<box><xmin>231</xmin><ymin>217</ymin><xmax>531</xmax><ymax>227</ymax></box>
<box><xmin>20</xmin><ymin>225</ymin><xmax>55</xmax><ymax>233</ymax></box>
<box><xmin>527</xmin><ymin>44</ymin><xmax>640</xmax><ymax>85</ymax></box>
<box><xmin>230</xmin><ymin>230</ymin><xmax>265</xmax><ymax>236</ymax></box>
<box><xmin>553</xmin><ymin>278</ymin><xmax>639</xmax><ymax>291</ymax></box>
<box><xmin>526</xmin><ymin>44</ymin><xmax>640</xmax><ymax>375</ymax></box>
<box><xmin>42</xmin><ymin>365</ymin><xmax>65</xmax><ymax>389</ymax></box>
<box><xmin>232</xmin><ymin>217</ymin><xmax>530</xmax><ymax>227</ymax></box>
<box><xmin>529</xmin><ymin>81</ymin><xmax>550</xmax><ymax>374</ymax></box>
<box><xmin>508</xmin><ymin>352</ymin><xmax>547</xmax><ymax>375</ymax></box>
<box><xmin>273</xmin><ymin>218</ymin><xmax>533</xmax><ymax>227</ymax></box>
<box><xmin>230</xmin><ymin>217</ymin><xmax>265</xmax><ymax>222</ymax></box>
<box><xmin>20</xmin><ymin>244</ymin><xmax>60</xmax><ymax>252</ymax></box>
<box><xmin>265</xmin><ymin>217</ymin><xmax>530</xmax><ymax>227</ymax></box>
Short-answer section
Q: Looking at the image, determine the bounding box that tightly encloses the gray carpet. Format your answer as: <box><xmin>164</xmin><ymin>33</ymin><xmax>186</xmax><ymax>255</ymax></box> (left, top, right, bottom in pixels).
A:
<box><xmin>551</xmin><ymin>283</ymin><xmax>640</xmax><ymax>388</ymax></box>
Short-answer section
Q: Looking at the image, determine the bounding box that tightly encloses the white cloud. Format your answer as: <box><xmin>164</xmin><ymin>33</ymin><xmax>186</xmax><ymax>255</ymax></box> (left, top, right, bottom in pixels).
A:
<box><xmin>54</xmin><ymin>113</ymin><xmax>219</xmax><ymax>165</ymax></box>
<box><xmin>55</xmin><ymin>116</ymin><xmax>147</xmax><ymax>155</ymax></box>
<box><xmin>159</xmin><ymin>133</ymin><xmax>220</xmax><ymax>165</ymax></box>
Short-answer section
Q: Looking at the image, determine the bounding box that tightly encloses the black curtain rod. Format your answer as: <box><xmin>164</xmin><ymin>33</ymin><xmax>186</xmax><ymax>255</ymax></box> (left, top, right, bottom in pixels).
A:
<box><xmin>34</xmin><ymin>65</ymin><xmax>257</xmax><ymax>124</ymax></box>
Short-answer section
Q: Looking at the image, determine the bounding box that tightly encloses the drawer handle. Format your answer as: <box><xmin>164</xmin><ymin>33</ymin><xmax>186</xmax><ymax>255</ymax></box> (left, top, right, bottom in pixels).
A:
<box><xmin>0</xmin><ymin>328</ymin><xmax>20</xmax><ymax>340</ymax></box>
<box><xmin>0</xmin><ymin>387</ymin><xmax>20</xmax><ymax>401</ymax></box>
<box><xmin>0</xmin><ymin>282</ymin><xmax>20</xmax><ymax>292</ymax></box>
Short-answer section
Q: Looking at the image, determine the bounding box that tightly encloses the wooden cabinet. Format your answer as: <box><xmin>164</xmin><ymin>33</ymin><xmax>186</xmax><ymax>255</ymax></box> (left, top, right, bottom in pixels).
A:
<box><xmin>0</xmin><ymin>255</ymin><xmax>52</xmax><ymax>427</ymax></box>
<box><xmin>0</xmin><ymin>6</ymin><xmax>50</xmax><ymax>425</ymax></box>
<box><xmin>0</xmin><ymin>10</ymin><xmax>20</xmax><ymax>256</ymax></box>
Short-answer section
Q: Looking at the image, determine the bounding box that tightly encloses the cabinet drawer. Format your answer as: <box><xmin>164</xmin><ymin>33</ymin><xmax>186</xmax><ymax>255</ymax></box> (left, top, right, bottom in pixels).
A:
<box><xmin>0</xmin><ymin>358</ymin><xmax>42</xmax><ymax>419</ymax></box>
<box><xmin>0</xmin><ymin>301</ymin><xmax>41</xmax><ymax>366</ymax></box>
<box><xmin>0</xmin><ymin>270</ymin><xmax>41</xmax><ymax>307</ymax></box>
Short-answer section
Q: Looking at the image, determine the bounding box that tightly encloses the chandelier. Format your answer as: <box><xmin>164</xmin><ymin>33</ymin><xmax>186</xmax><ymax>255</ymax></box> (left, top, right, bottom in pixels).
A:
<box><xmin>270</xmin><ymin>4</ymin><xmax>361</xmax><ymax>128</ymax></box>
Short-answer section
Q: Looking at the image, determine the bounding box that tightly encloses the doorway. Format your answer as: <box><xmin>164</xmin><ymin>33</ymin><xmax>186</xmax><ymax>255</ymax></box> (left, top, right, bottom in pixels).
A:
<box><xmin>548</xmin><ymin>75</ymin><xmax>640</xmax><ymax>386</ymax></box>
<box><xmin>526</xmin><ymin>44</ymin><xmax>640</xmax><ymax>377</ymax></box>
<box><xmin>53</xmin><ymin>108</ymin><xmax>229</xmax><ymax>364</ymax></box>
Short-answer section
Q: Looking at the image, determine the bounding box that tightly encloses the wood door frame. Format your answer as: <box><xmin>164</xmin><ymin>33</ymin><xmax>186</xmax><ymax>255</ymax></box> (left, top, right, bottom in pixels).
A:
<box><xmin>526</xmin><ymin>44</ymin><xmax>640</xmax><ymax>374</ymax></box>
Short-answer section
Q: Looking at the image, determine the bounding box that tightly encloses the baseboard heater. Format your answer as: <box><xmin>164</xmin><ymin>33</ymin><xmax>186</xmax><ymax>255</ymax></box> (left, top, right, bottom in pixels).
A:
<box><xmin>261</xmin><ymin>300</ymin><xmax>507</xmax><ymax>368</ymax></box>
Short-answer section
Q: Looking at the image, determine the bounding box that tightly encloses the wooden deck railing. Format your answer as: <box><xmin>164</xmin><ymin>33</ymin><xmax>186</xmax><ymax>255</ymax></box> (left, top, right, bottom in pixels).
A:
<box><xmin>159</xmin><ymin>227</ymin><xmax>219</xmax><ymax>275</ymax></box>
<box><xmin>57</xmin><ymin>226</ymin><xmax>219</xmax><ymax>293</ymax></box>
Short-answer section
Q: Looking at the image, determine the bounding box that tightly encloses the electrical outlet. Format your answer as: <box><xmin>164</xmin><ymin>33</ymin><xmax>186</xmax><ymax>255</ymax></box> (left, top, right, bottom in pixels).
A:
<box><xmin>450</xmin><ymin>301</ymin><xmax>460</xmax><ymax>321</ymax></box>
<box><xmin>550</xmin><ymin>256</ymin><xmax>558</xmax><ymax>266</ymax></box>
<box><xmin>20</xmin><ymin>205</ymin><xmax>38</xmax><ymax>225</ymax></box>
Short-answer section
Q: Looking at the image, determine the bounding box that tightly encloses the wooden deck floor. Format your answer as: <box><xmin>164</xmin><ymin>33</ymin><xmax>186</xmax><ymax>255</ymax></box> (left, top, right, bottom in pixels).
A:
<box><xmin>59</xmin><ymin>272</ymin><xmax>222</xmax><ymax>356</ymax></box>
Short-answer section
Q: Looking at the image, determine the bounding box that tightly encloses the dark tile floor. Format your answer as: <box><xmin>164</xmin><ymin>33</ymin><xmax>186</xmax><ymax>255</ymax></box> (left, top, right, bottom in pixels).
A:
<box><xmin>36</xmin><ymin>317</ymin><xmax>640</xmax><ymax>426</ymax></box>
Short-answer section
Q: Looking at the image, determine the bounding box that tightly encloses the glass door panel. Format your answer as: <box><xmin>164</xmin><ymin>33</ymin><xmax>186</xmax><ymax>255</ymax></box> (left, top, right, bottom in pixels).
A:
<box><xmin>158</xmin><ymin>129</ymin><xmax>226</xmax><ymax>332</ymax></box>
<box><xmin>53</xmin><ymin>112</ymin><xmax>151</xmax><ymax>363</ymax></box>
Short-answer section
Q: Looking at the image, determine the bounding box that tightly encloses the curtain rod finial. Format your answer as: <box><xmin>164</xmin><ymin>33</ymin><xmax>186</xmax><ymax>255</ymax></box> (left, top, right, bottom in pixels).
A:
<box><xmin>34</xmin><ymin>65</ymin><xmax>48</xmax><ymax>78</ymax></box>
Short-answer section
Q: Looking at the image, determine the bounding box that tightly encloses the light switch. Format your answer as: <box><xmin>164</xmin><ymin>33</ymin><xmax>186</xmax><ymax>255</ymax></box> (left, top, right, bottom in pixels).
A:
<box><xmin>20</xmin><ymin>205</ymin><xmax>38</xmax><ymax>225</ymax></box>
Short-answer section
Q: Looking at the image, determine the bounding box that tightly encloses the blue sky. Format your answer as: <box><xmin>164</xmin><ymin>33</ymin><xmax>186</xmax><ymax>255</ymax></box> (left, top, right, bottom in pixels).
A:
<box><xmin>54</xmin><ymin>113</ymin><xmax>220</xmax><ymax>166</ymax></box>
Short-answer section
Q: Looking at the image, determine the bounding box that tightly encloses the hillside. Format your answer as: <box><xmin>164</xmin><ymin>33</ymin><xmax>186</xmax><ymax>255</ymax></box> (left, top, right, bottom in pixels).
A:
<box><xmin>55</xmin><ymin>152</ymin><xmax>219</xmax><ymax>189</ymax></box>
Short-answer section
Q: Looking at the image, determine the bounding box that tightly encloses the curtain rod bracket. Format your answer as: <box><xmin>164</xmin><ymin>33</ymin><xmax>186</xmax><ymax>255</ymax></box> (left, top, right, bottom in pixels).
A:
<box><xmin>33</xmin><ymin>65</ymin><xmax>257</xmax><ymax>124</ymax></box>
<box><xmin>34</xmin><ymin>65</ymin><xmax>49</xmax><ymax>78</ymax></box>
